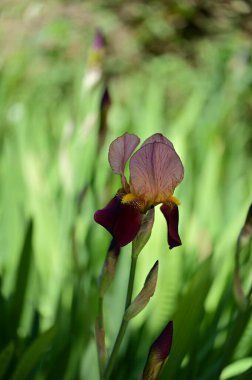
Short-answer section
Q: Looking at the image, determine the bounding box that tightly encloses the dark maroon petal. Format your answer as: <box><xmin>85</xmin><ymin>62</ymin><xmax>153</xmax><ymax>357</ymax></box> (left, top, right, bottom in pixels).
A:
<box><xmin>94</xmin><ymin>196</ymin><xmax>119</xmax><ymax>232</ymax></box>
<box><xmin>94</xmin><ymin>195</ymin><xmax>142</xmax><ymax>247</ymax></box>
<box><xmin>152</xmin><ymin>321</ymin><xmax>173</xmax><ymax>360</ymax></box>
<box><xmin>160</xmin><ymin>204</ymin><xmax>182</xmax><ymax>249</ymax></box>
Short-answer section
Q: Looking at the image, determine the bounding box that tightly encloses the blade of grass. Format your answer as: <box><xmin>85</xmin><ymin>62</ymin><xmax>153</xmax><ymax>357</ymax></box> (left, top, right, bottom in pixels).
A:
<box><xmin>0</xmin><ymin>342</ymin><xmax>14</xmax><ymax>380</ymax></box>
<box><xmin>10</xmin><ymin>219</ymin><xmax>33</xmax><ymax>335</ymax></box>
<box><xmin>10</xmin><ymin>326</ymin><xmax>56</xmax><ymax>380</ymax></box>
<box><xmin>160</xmin><ymin>258</ymin><xmax>212</xmax><ymax>379</ymax></box>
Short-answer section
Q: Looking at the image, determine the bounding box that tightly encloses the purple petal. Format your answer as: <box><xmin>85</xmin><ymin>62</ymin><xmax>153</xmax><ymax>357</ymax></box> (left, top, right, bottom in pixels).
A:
<box><xmin>108</xmin><ymin>133</ymin><xmax>140</xmax><ymax>189</ymax></box>
<box><xmin>142</xmin><ymin>133</ymin><xmax>174</xmax><ymax>149</ymax></box>
<box><xmin>94</xmin><ymin>195</ymin><xmax>142</xmax><ymax>247</ymax></box>
<box><xmin>160</xmin><ymin>203</ymin><xmax>182</xmax><ymax>249</ymax></box>
<box><xmin>130</xmin><ymin>142</ymin><xmax>184</xmax><ymax>203</ymax></box>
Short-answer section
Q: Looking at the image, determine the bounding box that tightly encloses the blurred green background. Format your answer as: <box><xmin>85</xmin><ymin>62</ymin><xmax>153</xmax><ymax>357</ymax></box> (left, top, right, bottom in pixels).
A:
<box><xmin>0</xmin><ymin>1</ymin><xmax>252</xmax><ymax>379</ymax></box>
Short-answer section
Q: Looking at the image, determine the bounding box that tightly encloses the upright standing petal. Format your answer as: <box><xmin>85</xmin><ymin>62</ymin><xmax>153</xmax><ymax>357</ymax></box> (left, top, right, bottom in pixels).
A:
<box><xmin>130</xmin><ymin>142</ymin><xmax>184</xmax><ymax>203</ymax></box>
<box><xmin>160</xmin><ymin>203</ymin><xmax>182</xmax><ymax>249</ymax></box>
<box><xmin>94</xmin><ymin>194</ymin><xmax>142</xmax><ymax>247</ymax></box>
<box><xmin>142</xmin><ymin>133</ymin><xmax>174</xmax><ymax>149</ymax></box>
<box><xmin>108</xmin><ymin>133</ymin><xmax>140</xmax><ymax>190</ymax></box>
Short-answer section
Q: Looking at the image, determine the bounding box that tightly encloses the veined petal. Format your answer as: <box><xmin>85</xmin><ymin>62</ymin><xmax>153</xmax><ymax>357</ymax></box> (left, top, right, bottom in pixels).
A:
<box><xmin>160</xmin><ymin>203</ymin><xmax>181</xmax><ymax>249</ymax></box>
<box><xmin>108</xmin><ymin>133</ymin><xmax>140</xmax><ymax>189</ymax></box>
<box><xmin>130</xmin><ymin>142</ymin><xmax>184</xmax><ymax>203</ymax></box>
<box><xmin>142</xmin><ymin>133</ymin><xmax>174</xmax><ymax>149</ymax></box>
<box><xmin>94</xmin><ymin>194</ymin><xmax>142</xmax><ymax>247</ymax></box>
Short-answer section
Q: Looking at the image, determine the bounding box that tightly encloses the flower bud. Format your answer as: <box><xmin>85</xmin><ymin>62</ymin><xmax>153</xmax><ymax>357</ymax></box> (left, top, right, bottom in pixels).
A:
<box><xmin>92</xmin><ymin>30</ymin><xmax>105</xmax><ymax>50</ymax></box>
<box><xmin>83</xmin><ymin>29</ymin><xmax>105</xmax><ymax>90</ymax></box>
<box><xmin>124</xmin><ymin>261</ymin><xmax>159</xmax><ymax>320</ymax></box>
<box><xmin>98</xmin><ymin>86</ymin><xmax>111</xmax><ymax>150</ymax></box>
<box><xmin>142</xmin><ymin>321</ymin><xmax>173</xmax><ymax>380</ymax></box>
<box><xmin>98</xmin><ymin>239</ymin><xmax>120</xmax><ymax>297</ymax></box>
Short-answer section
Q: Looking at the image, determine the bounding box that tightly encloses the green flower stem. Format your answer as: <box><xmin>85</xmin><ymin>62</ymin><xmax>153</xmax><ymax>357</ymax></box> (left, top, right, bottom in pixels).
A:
<box><xmin>95</xmin><ymin>296</ymin><xmax>107</xmax><ymax>379</ymax></box>
<box><xmin>103</xmin><ymin>248</ymin><xmax>139</xmax><ymax>380</ymax></box>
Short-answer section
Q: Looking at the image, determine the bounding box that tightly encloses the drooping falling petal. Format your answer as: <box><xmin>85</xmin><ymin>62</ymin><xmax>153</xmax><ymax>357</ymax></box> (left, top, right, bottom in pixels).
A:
<box><xmin>160</xmin><ymin>203</ymin><xmax>181</xmax><ymax>249</ymax></box>
<box><xmin>130</xmin><ymin>142</ymin><xmax>184</xmax><ymax>203</ymax></box>
<box><xmin>108</xmin><ymin>133</ymin><xmax>140</xmax><ymax>189</ymax></box>
<box><xmin>94</xmin><ymin>194</ymin><xmax>142</xmax><ymax>247</ymax></box>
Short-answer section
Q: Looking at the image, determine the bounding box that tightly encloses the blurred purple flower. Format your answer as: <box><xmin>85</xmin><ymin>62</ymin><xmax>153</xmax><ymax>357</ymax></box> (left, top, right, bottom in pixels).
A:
<box><xmin>93</xmin><ymin>29</ymin><xmax>105</xmax><ymax>50</ymax></box>
<box><xmin>83</xmin><ymin>29</ymin><xmax>106</xmax><ymax>89</ymax></box>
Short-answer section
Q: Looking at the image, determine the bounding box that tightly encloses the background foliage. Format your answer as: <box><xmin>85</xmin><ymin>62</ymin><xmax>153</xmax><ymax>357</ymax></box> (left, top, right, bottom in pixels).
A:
<box><xmin>0</xmin><ymin>1</ymin><xmax>252</xmax><ymax>379</ymax></box>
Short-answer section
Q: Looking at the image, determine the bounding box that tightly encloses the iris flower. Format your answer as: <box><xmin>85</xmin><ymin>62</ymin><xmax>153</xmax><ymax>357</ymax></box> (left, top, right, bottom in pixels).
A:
<box><xmin>94</xmin><ymin>133</ymin><xmax>184</xmax><ymax>248</ymax></box>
